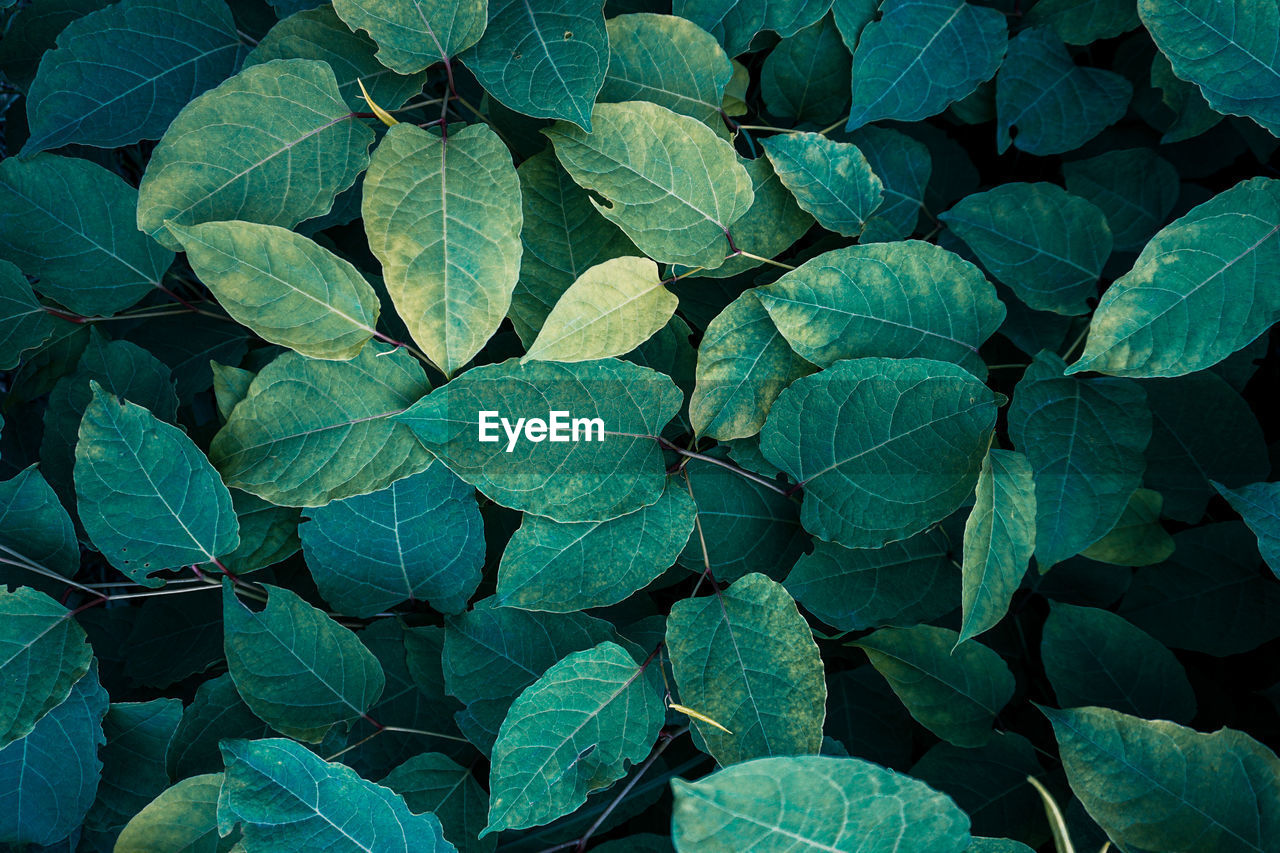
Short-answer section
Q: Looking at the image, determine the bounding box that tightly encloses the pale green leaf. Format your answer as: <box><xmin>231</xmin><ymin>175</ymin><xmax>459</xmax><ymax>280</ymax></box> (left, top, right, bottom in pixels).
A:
<box><xmin>0</xmin><ymin>259</ymin><xmax>54</xmax><ymax>371</ymax></box>
<box><xmin>960</xmin><ymin>449</ymin><xmax>1036</xmax><ymax>643</ymax></box>
<box><xmin>1080</xmin><ymin>487</ymin><xmax>1174</xmax><ymax>565</ymax></box>
<box><xmin>1062</xmin><ymin>148</ymin><xmax>1180</xmax><ymax>252</ymax></box>
<box><xmin>673</xmin><ymin>0</ymin><xmax>834</xmax><ymax>56</ymax></box>
<box><xmin>1215</xmin><ymin>480</ymin><xmax>1280</xmax><ymax>578</ymax></box>
<box><xmin>331</xmin><ymin>0</ymin><xmax>486</xmax><ymax>73</ymax></box>
<box><xmin>0</xmin><ymin>586</ymin><xmax>91</xmax><ymax>749</ymax></box>
<box><xmin>116</xmin><ymin>773</ymin><xmax>236</xmax><ymax>853</ymax></box>
<box><xmin>364</xmin><ymin>122</ymin><xmax>522</xmax><ymax>376</ymax></box>
<box><xmin>761</xmin><ymin>14</ymin><xmax>851</xmax><ymax>126</ymax></box>
<box><xmin>761</xmin><ymin>132</ymin><xmax>882</xmax><ymax>237</ymax></box>
<box><xmin>1024</xmin><ymin>0</ymin><xmax>1141</xmax><ymax>44</ymax></box>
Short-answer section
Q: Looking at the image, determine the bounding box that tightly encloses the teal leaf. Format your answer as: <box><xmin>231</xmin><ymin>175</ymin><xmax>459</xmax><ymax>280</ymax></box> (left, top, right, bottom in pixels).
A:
<box><xmin>20</xmin><ymin>0</ymin><xmax>243</xmax><ymax>154</ymax></box>
<box><xmin>1024</xmin><ymin>0</ymin><xmax>1141</xmax><ymax>44</ymax></box>
<box><xmin>462</xmin><ymin>0</ymin><xmax>608</xmax><ymax>130</ymax></box>
<box><xmin>761</xmin><ymin>14</ymin><xmax>852</xmax><ymax>126</ymax></box>
<box><xmin>382</xmin><ymin>753</ymin><xmax>494</xmax><ymax>853</ymax></box>
<box><xmin>0</xmin><ymin>259</ymin><xmax>55</xmax><ymax>371</ymax></box>
<box><xmin>115</xmin><ymin>773</ymin><xmax>236</xmax><ymax>853</ymax></box>
<box><xmin>331</xmin><ymin>0</ymin><xmax>486</xmax><ymax>73</ymax></box>
<box><xmin>1062</xmin><ymin>148</ymin><xmax>1180</xmax><ymax>252</ymax></box>
<box><xmin>1008</xmin><ymin>352</ymin><xmax>1150</xmax><ymax>569</ymax></box>
<box><xmin>910</xmin><ymin>733</ymin><xmax>1046</xmax><ymax>844</ymax></box>
<box><xmin>0</xmin><ymin>153</ymin><xmax>173</xmax><ymax>315</ymax></box>
<box><xmin>760</xmin><ymin>132</ymin><xmax>883</xmax><ymax>237</ymax></box>
<box><xmin>75</xmin><ymin>383</ymin><xmax>239</xmax><ymax>585</ymax></box>
<box><xmin>218</xmin><ymin>737</ymin><xmax>457</xmax><ymax>850</ymax></box>
<box><xmin>1215</xmin><ymin>480</ymin><xmax>1280</xmax><ymax>578</ymax></box>
<box><xmin>300</xmin><ymin>464</ymin><xmax>485</xmax><ymax>617</ymax></box>
<box><xmin>959</xmin><ymin>449</ymin><xmax>1036</xmax><ymax>643</ymax></box>
<box><xmin>760</xmin><ymin>357</ymin><xmax>1000</xmax><ymax>549</ymax></box>
<box><xmin>0</xmin><ymin>465</ymin><xmax>79</xmax><ymax>580</ymax></box>
<box><xmin>673</xmin><ymin>0</ymin><xmax>834</xmax><ymax>56</ymax></box>
<box><xmin>222</xmin><ymin>582</ymin><xmax>385</xmax><ymax>742</ymax></box>
<box><xmin>221</xmin><ymin>491</ymin><xmax>301</xmax><ymax>575</ymax></box>
<box><xmin>844</xmin><ymin>0</ymin><xmax>1007</xmax><ymax>130</ymax></box>
<box><xmin>166</xmin><ymin>674</ymin><xmax>273</xmax><ymax>780</ymax></box>
<box><xmin>1079</xmin><ymin>487</ymin><xmax>1174</xmax><ymax>566</ymax></box>
<box><xmin>666</xmin><ymin>573</ymin><xmax>826</xmax><ymax>765</ymax></box>
<box><xmin>0</xmin><ymin>586</ymin><xmax>91</xmax><ymax>748</ymax></box>
<box><xmin>850</xmin><ymin>126</ymin><xmax>932</xmax><ymax>244</ymax></box>
<box><xmin>996</xmin><ymin>27</ymin><xmax>1131</xmax><ymax>155</ymax></box>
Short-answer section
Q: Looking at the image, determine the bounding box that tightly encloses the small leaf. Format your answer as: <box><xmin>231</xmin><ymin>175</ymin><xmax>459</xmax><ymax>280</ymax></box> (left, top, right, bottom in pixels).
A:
<box><xmin>0</xmin><ymin>586</ymin><xmax>91</xmax><ymax>749</ymax></box>
<box><xmin>761</xmin><ymin>132</ymin><xmax>883</xmax><ymax>237</ymax></box>
<box><xmin>960</xmin><ymin>449</ymin><xmax>1036</xmax><ymax>643</ymax></box>
<box><xmin>0</xmin><ymin>259</ymin><xmax>54</xmax><ymax>371</ymax></box>
<box><xmin>852</xmin><ymin>125</ymin><xmax>933</xmax><ymax>243</ymax></box>
<box><xmin>0</xmin><ymin>465</ymin><xmax>79</xmax><ymax>581</ymax></box>
<box><xmin>1214</xmin><ymin>480</ymin><xmax>1280</xmax><ymax>578</ymax></box>
<box><xmin>332</xmin><ymin>0</ymin><xmax>486</xmax><ymax>73</ymax></box>
<box><xmin>116</xmin><ymin>773</ymin><xmax>234</xmax><ymax>853</ymax></box>
<box><xmin>1079</xmin><ymin>488</ymin><xmax>1174</xmax><ymax>566</ymax></box>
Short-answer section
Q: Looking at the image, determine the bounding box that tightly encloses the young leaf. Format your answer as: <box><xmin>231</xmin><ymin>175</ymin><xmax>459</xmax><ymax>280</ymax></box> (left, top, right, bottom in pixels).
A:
<box><xmin>671</xmin><ymin>755</ymin><xmax>972</xmax><ymax>853</ymax></box>
<box><xmin>222</xmin><ymin>582</ymin><xmax>385</xmax><ymax>742</ymax></box>
<box><xmin>1214</xmin><ymin>480</ymin><xmax>1280</xmax><ymax>578</ymax></box>
<box><xmin>1079</xmin><ymin>488</ymin><xmax>1174</xmax><ymax>566</ymax></box>
<box><xmin>331</xmin><ymin>0</ymin><xmax>486</xmax><ymax>74</ymax></box>
<box><xmin>168</xmin><ymin>220</ymin><xmax>382</xmax><ymax>361</ymax></box>
<box><xmin>300</xmin><ymin>464</ymin><xmax>485</xmax><ymax>617</ymax></box>
<box><xmin>545</xmin><ymin>101</ymin><xmax>754</xmax><ymax>269</ymax></box>
<box><xmin>0</xmin><ymin>587</ymin><xmax>92</xmax><ymax>749</ymax></box>
<box><xmin>483</xmin><ymin>641</ymin><xmax>664</xmax><ymax>835</ymax></box>
<box><xmin>0</xmin><ymin>259</ymin><xmax>55</xmax><ymax>370</ymax></box>
<box><xmin>960</xmin><ymin>449</ymin><xmax>1036</xmax><ymax>643</ymax></box>
<box><xmin>75</xmin><ymin>383</ymin><xmax>239</xmax><ymax>586</ymax></box>
<box><xmin>666</xmin><ymin>573</ymin><xmax>826</xmax><ymax>766</ymax></box>
<box><xmin>364</xmin><ymin>122</ymin><xmax>522</xmax><ymax>376</ymax></box>
<box><xmin>761</xmin><ymin>132</ymin><xmax>883</xmax><ymax>237</ymax></box>
<box><xmin>137</xmin><ymin>59</ymin><xmax>374</xmax><ymax>250</ymax></box>
<box><xmin>115</xmin><ymin>773</ymin><xmax>233</xmax><ymax>853</ymax></box>
<box><xmin>523</xmin><ymin>257</ymin><xmax>677</xmax><ymax>363</ymax></box>
<box><xmin>761</xmin><ymin>357</ymin><xmax>1000</xmax><ymax>549</ymax></box>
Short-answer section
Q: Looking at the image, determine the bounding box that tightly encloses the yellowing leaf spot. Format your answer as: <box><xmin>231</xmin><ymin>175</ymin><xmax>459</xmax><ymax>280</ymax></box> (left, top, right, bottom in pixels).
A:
<box><xmin>668</xmin><ymin>702</ymin><xmax>733</xmax><ymax>734</ymax></box>
<box><xmin>357</xmin><ymin>79</ymin><xmax>398</xmax><ymax>128</ymax></box>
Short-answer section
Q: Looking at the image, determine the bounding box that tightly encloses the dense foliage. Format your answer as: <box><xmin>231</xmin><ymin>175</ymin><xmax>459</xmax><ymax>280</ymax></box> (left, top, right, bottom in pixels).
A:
<box><xmin>1</xmin><ymin>0</ymin><xmax>1279</xmax><ymax>850</ymax></box>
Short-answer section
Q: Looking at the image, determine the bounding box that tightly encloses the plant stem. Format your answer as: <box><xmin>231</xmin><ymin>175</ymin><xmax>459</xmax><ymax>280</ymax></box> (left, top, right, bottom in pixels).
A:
<box><xmin>657</xmin><ymin>437</ymin><xmax>790</xmax><ymax>496</ymax></box>
<box><xmin>370</xmin><ymin>329</ymin><xmax>441</xmax><ymax>373</ymax></box>
<box><xmin>379</xmin><ymin>725</ymin><xmax>472</xmax><ymax>743</ymax></box>
<box><xmin>818</xmin><ymin>116</ymin><xmax>847</xmax><ymax>135</ymax></box>
<box><xmin>324</xmin><ymin>728</ymin><xmax>384</xmax><ymax>762</ymax></box>
<box><xmin>733</xmin><ymin>124</ymin><xmax>803</xmax><ymax>134</ymax></box>
<box><xmin>0</xmin><ymin>547</ymin><xmax>102</xmax><ymax>597</ymax></box>
<box><xmin>1062</xmin><ymin>324</ymin><xmax>1090</xmax><ymax>361</ymax></box>
<box><xmin>736</xmin><ymin>250</ymin><xmax>797</xmax><ymax>271</ymax></box>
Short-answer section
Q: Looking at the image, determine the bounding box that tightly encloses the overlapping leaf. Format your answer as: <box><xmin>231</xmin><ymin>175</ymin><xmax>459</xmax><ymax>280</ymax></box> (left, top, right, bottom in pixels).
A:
<box><xmin>331</xmin><ymin>0</ymin><xmax>486</xmax><ymax>73</ymax></box>
<box><xmin>960</xmin><ymin>449</ymin><xmax>1036</xmax><ymax>643</ymax></box>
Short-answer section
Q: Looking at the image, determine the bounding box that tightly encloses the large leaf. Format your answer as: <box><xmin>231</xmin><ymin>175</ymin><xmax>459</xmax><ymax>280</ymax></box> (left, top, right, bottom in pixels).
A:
<box><xmin>209</xmin><ymin>344</ymin><xmax>432</xmax><ymax>507</ymax></box>
<box><xmin>75</xmin><ymin>383</ymin><xmax>239</xmax><ymax>586</ymax></box>
<box><xmin>331</xmin><ymin>0</ymin><xmax>486</xmax><ymax>73</ymax></box>
<box><xmin>395</xmin><ymin>358</ymin><xmax>681</xmax><ymax>522</ymax></box>
<box><xmin>1008</xmin><ymin>352</ymin><xmax>1150</xmax><ymax>569</ymax></box>
<box><xmin>169</xmin><ymin>220</ymin><xmax>382</xmax><ymax>360</ymax></box>
<box><xmin>222</xmin><ymin>582</ymin><xmax>385</xmax><ymax>742</ymax></box>
<box><xmin>854</xmin><ymin>624</ymin><xmax>1015</xmax><ymax>747</ymax></box>
<box><xmin>300</xmin><ymin>464</ymin><xmax>485</xmax><ymax>617</ymax></box>
<box><xmin>545</xmin><ymin>101</ymin><xmax>754</xmax><ymax>269</ymax></box>
<box><xmin>756</xmin><ymin>241</ymin><xmax>1005</xmax><ymax>376</ymax></box>
<box><xmin>673</xmin><ymin>0</ymin><xmax>834</xmax><ymax>56</ymax></box>
<box><xmin>218</xmin><ymin>737</ymin><xmax>457</xmax><ymax>851</ymax></box>
<box><xmin>1216</xmin><ymin>480</ymin><xmax>1280</xmax><ymax>578</ymax></box>
<box><xmin>760</xmin><ymin>356</ymin><xmax>1000</xmax><ymax>549</ymax></box>
<box><xmin>844</xmin><ymin>0</ymin><xmax>1006</xmax><ymax>130</ymax></box>
<box><xmin>1062</xmin><ymin>147</ymin><xmax>1180</xmax><ymax>252</ymax></box>
<box><xmin>483</xmin><ymin>641</ymin><xmax>664</xmax><ymax>835</ymax></box>
<box><xmin>1069</xmin><ymin>177</ymin><xmax>1280</xmax><ymax>377</ymax></box>
<box><xmin>0</xmin><ymin>259</ymin><xmax>55</xmax><ymax>370</ymax></box>
<box><xmin>20</xmin><ymin>0</ymin><xmax>243</xmax><ymax>154</ymax></box>
<box><xmin>941</xmin><ymin>183</ymin><xmax>1111</xmax><ymax>316</ymax></box>
<box><xmin>0</xmin><ymin>153</ymin><xmax>173</xmax><ymax>315</ymax></box>
<box><xmin>496</xmin><ymin>478</ymin><xmax>695</xmax><ymax>612</ymax></box>
<box><xmin>1138</xmin><ymin>0</ymin><xmax>1280</xmax><ymax>135</ymax></box>
<box><xmin>462</xmin><ymin>0</ymin><xmax>608</xmax><ymax>129</ymax></box>
<box><xmin>364</xmin><ymin>122</ymin><xmax>523</xmax><ymax>377</ymax></box>
<box><xmin>666</xmin><ymin>573</ymin><xmax>826</xmax><ymax>765</ymax></box>
<box><xmin>0</xmin><ymin>586</ymin><xmax>91</xmax><ymax>748</ymax></box>
<box><xmin>137</xmin><ymin>58</ymin><xmax>374</xmax><ymax>251</ymax></box>
<box><xmin>960</xmin><ymin>449</ymin><xmax>1036</xmax><ymax>643</ymax></box>
<box><xmin>0</xmin><ymin>465</ymin><xmax>79</xmax><ymax>580</ymax></box>
<box><xmin>1045</xmin><ymin>706</ymin><xmax>1280</xmax><ymax>852</ymax></box>
<box><xmin>760</xmin><ymin>132</ymin><xmax>883</xmax><ymax>237</ymax></box>
<box><xmin>671</xmin><ymin>755</ymin><xmax>972</xmax><ymax>853</ymax></box>
<box><xmin>116</xmin><ymin>773</ymin><xmax>235</xmax><ymax>853</ymax></box>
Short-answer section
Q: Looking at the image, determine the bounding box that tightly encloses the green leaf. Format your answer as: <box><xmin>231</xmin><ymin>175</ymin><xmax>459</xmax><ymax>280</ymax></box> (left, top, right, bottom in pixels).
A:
<box><xmin>0</xmin><ymin>153</ymin><xmax>173</xmax><ymax>315</ymax></box>
<box><xmin>462</xmin><ymin>0</ymin><xmax>608</xmax><ymax>129</ymax></box>
<box><xmin>0</xmin><ymin>259</ymin><xmax>55</xmax><ymax>371</ymax></box>
<box><xmin>757</xmin><ymin>242</ymin><xmax>1005</xmax><ymax>376</ymax></box>
<box><xmin>122</xmin><ymin>593</ymin><xmax>224</xmax><ymax>689</ymax></box>
<box><xmin>1079</xmin><ymin>487</ymin><xmax>1174</xmax><ymax>565</ymax></box>
<box><xmin>761</xmin><ymin>14</ymin><xmax>851</xmax><ymax>126</ymax></box>
<box><xmin>0</xmin><ymin>662</ymin><xmax>108</xmax><ymax>847</ymax></box>
<box><xmin>671</xmin><ymin>755</ymin><xmax>972</xmax><ymax>853</ymax></box>
<box><xmin>1042</xmin><ymin>602</ymin><xmax>1196</xmax><ymax>722</ymax></box>
<box><xmin>218</xmin><ymin>737</ymin><xmax>457</xmax><ymax>851</ymax></box>
<box><xmin>996</xmin><ymin>27</ymin><xmax>1131</xmax><ymax>155</ymax></box>
<box><xmin>20</xmin><ymin>0</ymin><xmax>243</xmax><ymax>154</ymax></box>
<box><xmin>395</xmin><ymin>358</ymin><xmax>680</xmax><ymax>522</ymax></box>
<box><xmin>222</xmin><ymin>582</ymin><xmax>385</xmax><ymax>742</ymax></box>
<box><xmin>1150</xmin><ymin>50</ymin><xmax>1225</xmax><ymax>143</ymax></box>
<box><xmin>300</xmin><ymin>464</ymin><xmax>485</xmax><ymax>617</ymax></box>
<box><xmin>364</xmin><ymin>122</ymin><xmax>522</xmax><ymax>376</ymax></box>
<box><xmin>761</xmin><ymin>356</ymin><xmax>1000</xmax><ymax>549</ymax></box>
<box><xmin>1139</xmin><ymin>0</ymin><xmax>1280</xmax><ymax>135</ymax></box>
<box><xmin>854</xmin><ymin>624</ymin><xmax>1015</xmax><ymax>747</ymax></box>
<box><xmin>1062</xmin><ymin>147</ymin><xmax>1181</xmax><ymax>252</ymax></box>
<box><xmin>667</xmin><ymin>573</ymin><xmax>826</xmax><ymax>765</ymax></box>
<box><xmin>967</xmin><ymin>839</ymin><xmax>1036</xmax><ymax>853</ymax></box>
<box><xmin>75</xmin><ymin>383</ymin><xmax>239</xmax><ymax>585</ymax></box>
<box><xmin>116</xmin><ymin>773</ymin><xmax>236</xmax><ymax>853</ymax></box>
<box><xmin>209</xmin><ymin>344</ymin><xmax>433</xmax><ymax>507</ymax></box>
<box><xmin>0</xmin><ymin>465</ymin><xmax>79</xmax><ymax>579</ymax></box>
<box><xmin>786</xmin><ymin>524</ymin><xmax>959</xmax><ymax>632</ymax></box>
<box><xmin>245</xmin><ymin>6</ymin><xmax>432</xmax><ymax>109</ymax></box>
<box><xmin>911</xmin><ymin>733</ymin><xmax>1046</xmax><ymax>844</ymax></box>
<box><xmin>941</xmin><ymin>183</ymin><xmax>1112</xmax><ymax>316</ymax></box>
<box><xmin>523</xmin><ymin>257</ymin><xmax>677</xmax><ymax>363</ymax></box>
<box><xmin>673</xmin><ymin>0</ymin><xmax>834</xmax><ymax>57</ymax></box>
<box><xmin>1216</xmin><ymin>480</ymin><xmax>1280</xmax><ymax>578</ymax></box>
<box><xmin>960</xmin><ymin>449</ymin><xmax>1036</xmax><ymax>643</ymax></box>
<box><xmin>1008</xmin><ymin>352</ymin><xmax>1150</xmax><ymax>569</ymax></box>
<box><xmin>331</xmin><ymin>0</ymin><xmax>485</xmax><ymax>73</ymax></box>
<box><xmin>545</xmin><ymin>101</ymin><xmax>754</xmax><ymax>269</ymax></box>
<box><xmin>212</xmin><ymin>362</ymin><xmax>255</xmax><ymax>422</ymax></box>
<box><xmin>484</xmin><ymin>641</ymin><xmax>664</xmax><ymax>835</ymax></box>
<box><xmin>510</xmin><ymin>149</ymin><xmax>637</xmax><ymax>345</ymax></box>
<box><xmin>1044</xmin><ymin>705</ymin><xmax>1280</xmax><ymax>852</ymax></box>
<box><xmin>600</xmin><ymin>13</ymin><xmax>733</xmax><ymax>131</ymax></box>
<box><xmin>850</xmin><ymin>125</ymin><xmax>932</xmax><ymax>243</ymax></box>
<box><xmin>137</xmin><ymin>59</ymin><xmax>374</xmax><ymax>251</ymax></box>
<box><xmin>760</xmin><ymin>132</ymin><xmax>883</xmax><ymax>237</ymax></box>
<box><xmin>1069</xmin><ymin>177</ymin><xmax>1280</xmax><ymax>378</ymax></box>
<box><xmin>496</xmin><ymin>478</ymin><xmax>695</xmax><ymax>612</ymax></box>
<box><xmin>382</xmin><ymin>753</ymin><xmax>494</xmax><ymax>853</ymax></box>
<box><xmin>169</xmin><ymin>220</ymin><xmax>381</xmax><ymax>361</ymax></box>
<box><xmin>221</xmin><ymin>491</ymin><xmax>301</xmax><ymax>575</ymax></box>
<box><xmin>689</xmin><ymin>290</ymin><xmax>814</xmax><ymax>441</ymax></box>
<box><xmin>167</xmin><ymin>674</ymin><xmax>273</xmax><ymax>780</ymax></box>
<box><xmin>844</xmin><ymin>0</ymin><xmax>1007</xmax><ymax>130</ymax></box>
<box><xmin>1024</xmin><ymin>0</ymin><xmax>1141</xmax><ymax>43</ymax></box>
<box><xmin>0</xmin><ymin>586</ymin><xmax>91</xmax><ymax>748</ymax></box>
